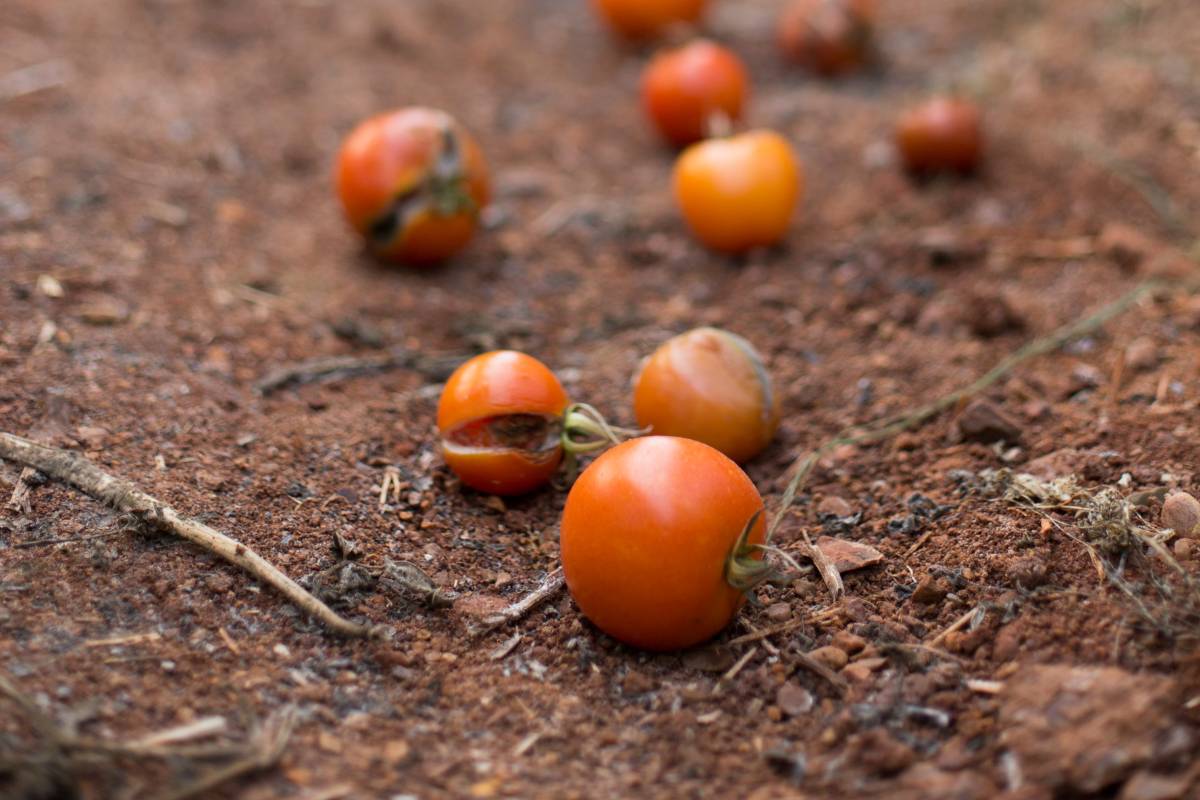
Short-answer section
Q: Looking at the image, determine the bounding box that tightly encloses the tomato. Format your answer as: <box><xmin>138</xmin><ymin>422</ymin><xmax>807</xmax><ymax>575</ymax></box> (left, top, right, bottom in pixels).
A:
<box><xmin>591</xmin><ymin>0</ymin><xmax>707</xmax><ymax>40</ymax></box>
<box><xmin>335</xmin><ymin>107</ymin><xmax>490</xmax><ymax>265</ymax></box>
<box><xmin>641</xmin><ymin>40</ymin><xmax>749</xmax><ymax>147</ymax></box>
<box><xmin>560</xmin><ymin>436</ymin><xmax>768</xmax><ymax>651</ymax></box>
<box><xmin>437</xmin><ymin>351</ymin><xmax>633</xmax><ymax>495</ymax></box>
<box><xmin>673</xmin><ymin>130</ymin><xmax>803</xmax><ymax>253</ymax></box>
<box><xmin>778</xmin><ymin>0</ymin><xmax>876</xmax><ymax>76</ymax></box>
<box><xmin>437</xmin><ymin>351</ymin><xmax>568</xmax><ymax>495</ymax></box>
<box><xmin>633</xmin><ymin>327</ymin><xmax>779</xmax><ymax>463</ymax></box>
<box><xmin>895</xmin><ymin>97</ymin><xmax>983</xmax><ymax>175</ymax></box>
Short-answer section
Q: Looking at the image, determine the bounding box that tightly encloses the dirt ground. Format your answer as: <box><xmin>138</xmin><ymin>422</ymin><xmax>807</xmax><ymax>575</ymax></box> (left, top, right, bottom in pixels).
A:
<box><xmin>3</xmin><ymin>0</ymin><xmax>1200</xmax><ymax>798</ymax></box>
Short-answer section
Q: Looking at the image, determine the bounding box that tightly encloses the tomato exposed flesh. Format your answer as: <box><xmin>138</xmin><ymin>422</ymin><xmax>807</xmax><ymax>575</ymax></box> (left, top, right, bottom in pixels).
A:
<box><xmin>560</xmin><ymin>436</ymin><xmax>766</xmax><ymax>651</ymax></box>
<box><xmin>443</xmin><ymin>414</ymin><xmax>562</xmax><ymax>453</ymax></box>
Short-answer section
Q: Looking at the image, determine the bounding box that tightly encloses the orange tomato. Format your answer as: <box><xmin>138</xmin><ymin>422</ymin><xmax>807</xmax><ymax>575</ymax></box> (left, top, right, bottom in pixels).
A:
<box><xmin>633</xmin><ymin>327</ymin><xmax>779</xmax><ymax>463</ymax></box>
<box><xmin>641</xmin><ymin>40</ymin><xmax>749</xmax><ymax>147</ymax></box>
<box><xmin>561</xmin><ymin>436</ymin><xmax>767</xmax><ymax>651</ymax></box>
<box><xmin>437</xmin><ymin>351</ymin><xmax>569</xmax><ymax>495</ymax></box>
<box><xmin>591</xmin><ymin>0</ymin><xmax>707</xmax><ymax>40</ymax></box>
<box><xmin>335</xmin><ymin>107</ymin><xmax>490</xmax><ymax>265</ymax></box>
<box><xmin>673</xmin><ymin>130</ymin><xmax>803</xmax><ymax>253</ymax></box>
<box><xmin>895</xmin><ymin>97</ymin><xmax>983</xmax><ymax>175</ymax></box>
<box><xmin>778</xmin><ymin>0</ymin><xmax>876</xmax><ymax>76</ymax></box>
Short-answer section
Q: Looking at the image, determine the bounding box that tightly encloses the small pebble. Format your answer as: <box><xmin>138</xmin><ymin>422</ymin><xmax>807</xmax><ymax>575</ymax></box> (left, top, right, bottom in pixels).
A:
<box><xmin>79</xmin><ymin>297</ymin><xmax>129</xmax><ymax>325</ymax></box>
<box><xmin>831</xmin><ymin>630</ymin><xmax>866</xmax><ymax>655</ymax></box>
<box><xmin>765</xmin><ymin>602</ymin><xmax>792</xmax><ymax>622</ymax></box>
<box><xmin>621</xmin><ymin>669</ymin><xmax>656</xmax><ymax>695</ymax></box>
<box><xmin>1124</xmin><ymin>337</ymin><xmax>1159</xmax><ymax>372</ymax></box>
<box><xmin>1174</xmin><ymin>538</ymin><xmax>1193</xmax><ymax>561</ymax></box>
<box><xmin>1162</xmin><ymin>492</ymin><xmax>1200</xmax><ymax>537</ymax></box>
<box><xmin>775</xmin><ymin>682</ymin><xmax>814</xmax><ymax>716</ymax></box>
<box><xmin>911</xmin><ymin>575</ymin><xmax>948</xmax><ymax>605</ymax></box>
<box><xmin>954</xmin><ymin>398</ymin><xmax>1022</xmax><ymax>443</ymax></box>
<box><xmin>817</xmin><ymin>495</ymin><xmax>854</xmax><ymax>517</ymax></box>
<box><xmin>37</xmin><ymin>274</ymin><xmax>64</xmax><ymax>298</ymax></box>
<box><xmin>807</xmin><ymin>645</ymin><xmax>848</xmax><ymax>671</ymax></box>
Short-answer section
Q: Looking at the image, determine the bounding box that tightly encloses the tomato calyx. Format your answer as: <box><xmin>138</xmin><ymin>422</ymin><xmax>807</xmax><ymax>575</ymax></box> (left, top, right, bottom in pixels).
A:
<box><xmin>559</xmin><ymin>403</ymin><xmax>646</xmax><ymax>480</ymax></box>
<box><xmin>724</xmin><ymin>510</ymin><xmax>773</xmax><ymax>591</ymax></box>
<box><xmin>703</xmin><ymin>110</ymin><xmax>734</xmax><ymax>139</ymax></box>
<box><xmin>561</xmin><ymin>403</ymin><xmax>637</xmax><ymax>454</ymax></box>
<box><xmin>367</xmin><ymin>124</ymin><xmax>479</xmax><ymax>248</ymax></box>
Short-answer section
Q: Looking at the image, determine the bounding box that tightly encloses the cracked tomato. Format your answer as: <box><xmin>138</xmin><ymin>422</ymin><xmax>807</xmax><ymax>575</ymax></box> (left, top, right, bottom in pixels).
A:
<box><xmin>437</xmin><ymin>351</ymin><xmax>629</xmax><ymax>495</ymax></box>
<box><xmin>560</xmin><ymin>436</ymin><xmax>768</xmax><ymax>651</ymax></box>
<box><xmin>335</xmin><ymin>107</ymin><xmax>489</xmax><ymax>265</ymax></box>
<box><xmin>778</xmin><ymin>0</ymin><xmax>876</xmax><ymax>76</ymax></box>
<box><xmin>437</xmin><ymin>351</ymin><xmax>569</xmax><ymax>495</ymax></box>
<box><xmin>633</xmin><ymin>327</ymin><xmax>779</xmax><ymax>463</ymax></box>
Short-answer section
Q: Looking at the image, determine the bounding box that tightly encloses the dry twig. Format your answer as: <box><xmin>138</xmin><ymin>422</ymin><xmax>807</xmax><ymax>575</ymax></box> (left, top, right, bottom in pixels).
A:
<box><xmin>792</xmin><ymin>651</ymin><xmax>848</xmax><ymax>694</ymax></box>
<box><xmin>0</xmin><ymin>672</ymin><xmax>296</xmax><ymax>799</ymax></box>
<box><xmin>472</xmin><ymin>570</ymin><xmax>566</xmax><ymax>636</ymax></box>
<box><xmin>254</xmin><ymin>348</ymin><xmax>463</xmax><ymax>395</ymax></box>
<box><xmin>803</xmin><ymin>531</ymin><xmax>843</xmax><ymax>600</ymax></box>
<box><xmin>0</xmin><ymin>432</ymin><xmax>372</xmax><ymax>638</ymax></box>
<box><xmin>6</xmin><ymin>467</ymin><xmax>40</xmax><ymax>513</ymax></box>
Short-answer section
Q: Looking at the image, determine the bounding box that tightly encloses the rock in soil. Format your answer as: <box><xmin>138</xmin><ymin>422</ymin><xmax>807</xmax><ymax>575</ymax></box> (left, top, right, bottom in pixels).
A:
<box><xmin>831</xmin><ymin>630</ymin><xmax>866</xmax><ymax>654</ymax></box>
<box><xmin>807</xmin><ymin>645</ymin><xmax>848</xmax><ymax>671</ymax></box>
<box><xmin>1124</xmin><ymin>337</ymin><xmax>1160</xmax><ymax>372</ymax></box>
<box><xmin>954</xmin><ymin>399</ymin><xmax>1022</xmax><ymax>444</ymax></box>
<box><xmin>814</xmin><ymin>536</ymin><xmax>884</xmax><ymax>572</ymax></box>
<box><xmin>775</xmin><ymin>682</ymin><xmax>814</xmax><ymax>717</ymax></box>
<box><xmin>998</xmin><ymin>665</ymin><xmax>1179</xmax><ymax>794</ymax></box>
<box><xmin>1161</xmin><ymin>492</ymin><xmax>1200</xmax><ymax>537</ymax></box>
<box><xmin>911</xmin><ymin>574</ymin><xmax>949</xmax><ymax>605</ymax></box>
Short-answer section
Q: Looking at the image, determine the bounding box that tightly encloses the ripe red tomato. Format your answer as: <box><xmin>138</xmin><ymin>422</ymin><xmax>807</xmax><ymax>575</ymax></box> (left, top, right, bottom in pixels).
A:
<box><xmin>641</xmin><ymin>40</ymin><xmax>749</xmax><ymax>148</ymax></box>
<box><xmin>335</xmin><ymin>107</ymin><xmax>490</xmax><ymax>265</ymax></box>
<box><xmin>673</xmin><ymin>130</ymin><xmax>803</xmax><ymax>253</ymax></box>
<box><xmin>895</xmin><ymin>97</ymin><xmax>983</xmax><ymax>175</ymax></box>
<box><xmin>778</xmin><ymin>0</ymin><xmax>876</xmax><ymax>76</ymax></box>
<box><xmin>437</xmin><ymin>351</ymin><xmax>569</xmax><ymax>495</ymax></box>
<box><xmin>560</xmin><ymin>436</ymin><xmax>768</xmax><ymax>651</ymax></box>
<box><xmin>591</xmin><ymin>0</ymin><xmax>707</xmax><ymax>40</ymax></box>
<box><xmin>633</xmin><ymin>327</ymin><xmax>779</xmax><ymax>463</ymax></box>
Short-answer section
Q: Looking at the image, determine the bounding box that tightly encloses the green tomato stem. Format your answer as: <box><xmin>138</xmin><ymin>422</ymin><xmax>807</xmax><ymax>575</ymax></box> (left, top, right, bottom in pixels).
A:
<box><xmin>724</xmin><ymin>510</ymin><xmax>774</xmax><ymax>592</ymax></box>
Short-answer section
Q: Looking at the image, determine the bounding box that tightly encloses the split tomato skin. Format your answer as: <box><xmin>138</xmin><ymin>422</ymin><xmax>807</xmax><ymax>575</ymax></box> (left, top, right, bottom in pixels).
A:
<box><xmin>591</xmin><ymin>0</ymin><xmax>707</xmax><ymax>40</ymax></box>
<box><xmin>778</xmin><ymin>0</ymin><xmax>876</xmax><ymax>76</ymax></box>
<box><xmin>895</xmin><ymin>98</ymin><xmax>983</xmax><ymax>175</ymax></box>
<box><xmin>437</xmin><ymin>351</ymin><xmax>569</xmax><ymax>495</ymax></box>
<box><xmin>641</xmin><ymin>40</ymin><xmax>749</xmax><ymax>147</ymax></box>
<box><xmin>335</xmin><ymin>107</ymin><xmax>490</xmax><ymax>265</ymax></box>
<box><xmin>673</xmin><ymin>130</ymin><xmax>803</xmax><ymax>253</ymax></box>
<box><xmin>561</xmin><ymin>436</ymin><xmax>766</xmax><ymax>651</ymax></box>
<box><xmin>633</xmin><ymin>327</ymin><xmax>779</xmax><ymax>463</ymax></box>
